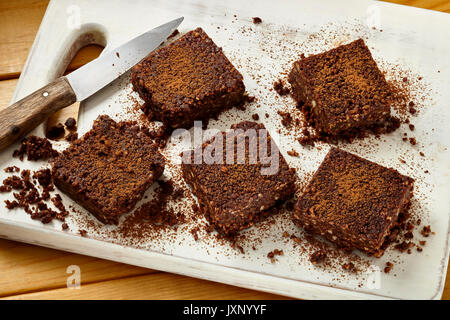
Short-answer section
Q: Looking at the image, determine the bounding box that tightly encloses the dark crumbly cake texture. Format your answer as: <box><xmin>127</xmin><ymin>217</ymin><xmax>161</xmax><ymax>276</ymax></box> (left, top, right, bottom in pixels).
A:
<box><xmin>288</xmin><ymin>39</ymin><xmax>394</xmax><ymax>139</ymax></box>
<box><xmin>52</xmin><ymin>115</ymin><xmax>165</xmax><ymax>224</ymax></box>
<box><xmin>293</xmin><ymin>148</ymin><xmax>413</xmax><ymax>257</ymax></box>
<box><xmin>131</xmin><ymin>27</ymin><xmax>246</xmax><ymax>129</ymax></box>
<box><xmin>181</xmin><ymin>121</ymin><xmax>296</xmax><ymax>235</ymax></box>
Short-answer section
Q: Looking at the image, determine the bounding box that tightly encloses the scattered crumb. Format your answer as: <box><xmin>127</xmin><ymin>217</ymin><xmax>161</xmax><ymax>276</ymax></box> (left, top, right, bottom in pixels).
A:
<box><xmin>287</xmin><ymin>149</ymin><xmax>299</xmax><ymax>157</ymax></box>
<box><xmin>46</xmin><ymin>123</ymin><xmax>65</xmax><ymax>140</ymax></box>
<box><xmin>252</xmin><ymin>17</ymin><xmax>262</xmax><ymax>24</ymax></box>
<box><xmin>421</xmin><ymin>225</ymin><xmax>432</xmax><ymax>237</ymax></box>
<box><xmin>267</xmin><ymin>249</ymin><xmax>284</xmax><ymax>263</ymax></box>
<box><xmin>273</xmin><ymin>79</ymin><xmax>290</xmax><ymax>96</ymax></box>
<box><xmin>64</xmin><ymin>117</ymin><xmax>77</xmax><ymax>131</ymax></box>
<box><xmin>310</xmin><ymin>249</ymin><xmax>327</xmax><ymax>265</ymax></box>
<box><xmin>384</xmin><ymin>262</ymin><xmax>394</xmax><ymax>274</ymax></box>
<box><xmin>342</xmin><ymin>262</ymin><xmax>358</xmax><ymax>273</ymax></box>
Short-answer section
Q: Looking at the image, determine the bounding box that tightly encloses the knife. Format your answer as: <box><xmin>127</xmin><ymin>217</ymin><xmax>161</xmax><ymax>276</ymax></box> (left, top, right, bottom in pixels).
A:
<box><xmin>0</xmin><ymin>17</ymin><xmax>184</xmax><ymax>152</ymax></box>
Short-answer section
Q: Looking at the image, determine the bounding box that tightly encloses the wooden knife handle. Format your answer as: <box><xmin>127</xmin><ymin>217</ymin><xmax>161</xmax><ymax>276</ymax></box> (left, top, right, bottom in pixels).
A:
<box><xmin>0</xmin><ymin>77</ymin><xmax>77</xmax><ymax>152</ymax></box>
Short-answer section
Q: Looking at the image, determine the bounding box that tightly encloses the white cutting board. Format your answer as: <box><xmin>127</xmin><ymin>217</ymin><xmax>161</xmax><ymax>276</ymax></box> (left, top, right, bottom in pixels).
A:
<box><xmin>1</xmin><ymin>0</ymin><xmax>449</xmax><ymax>299</ymax></box>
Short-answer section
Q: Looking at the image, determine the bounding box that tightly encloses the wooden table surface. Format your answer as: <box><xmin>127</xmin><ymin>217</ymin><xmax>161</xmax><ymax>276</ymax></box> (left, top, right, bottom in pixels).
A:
<box><xmin>0</xmin><ymin>0</ymin><xmax>449</xmax><ymax>300</ymax></box>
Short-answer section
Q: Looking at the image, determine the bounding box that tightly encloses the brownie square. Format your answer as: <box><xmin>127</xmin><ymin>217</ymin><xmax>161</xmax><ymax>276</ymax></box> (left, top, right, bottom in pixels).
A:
<box><xmin>52</xmin><ymin>115</ymin><xmax>165</xmax><ymax>224</ymax></box>
<box><xmin>181</xmin><ymin>121</ymin><xmax>296</xmax><ymax>235</ymax></box>
<box><xmin>293</xmin><ymin>147</ymin><xmax>413</xmax><ymax>257</ymax></box>
<box><xmin>288</xmin><ymin>39</ymin><xmax>393</xmax><ymax>138</ymax></box>
<box><xmin>131</xmin><ymin>27</ymin><xmax>246</xmax><ymax>129</ymax></box>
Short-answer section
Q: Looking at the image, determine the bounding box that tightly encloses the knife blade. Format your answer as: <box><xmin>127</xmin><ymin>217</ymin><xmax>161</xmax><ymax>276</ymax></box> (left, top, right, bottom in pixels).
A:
<box><xmin>67</xmin><ymin>17</ymin><xmax>183</xmax><ymax>101</ymax></box>
<box><xmin>0</xmin><ymin>17</ymin><xmax>183</xmax><ymax>152</ymax></box>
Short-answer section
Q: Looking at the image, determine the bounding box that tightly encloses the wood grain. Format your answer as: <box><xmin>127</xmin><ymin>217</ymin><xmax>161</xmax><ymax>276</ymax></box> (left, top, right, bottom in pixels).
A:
<box><xmin>382</xmin><ymin>0</ymin><xmax>450</xmax><ymax>12</ymax></box>
<box><xmin>0</xmin><ymin>79</ymin><xmax>18</xmax><ymax>110</ymax></box>
<box><xmin>0</xmin><ymin>0</ymin><xmax>448</xmax><ymax>300</ymax></box>
<box><xmin>2</xmin><ymin>272</ymin><xmax>289</xmax><ymax>300</ymax></box>
<box><xmin>0</xmin><ymin>0</ymin><xmax>103</xmax><ymax>80</ymax></box>
<box><xmin>0</xmin><ymin>238</ymin><xmax>154</xmax><ymax>297</ymax></box>
<box><xmin>0</xmin><ymin>0</ymin><xmax>49</xmax><ymax>79</ymax></box>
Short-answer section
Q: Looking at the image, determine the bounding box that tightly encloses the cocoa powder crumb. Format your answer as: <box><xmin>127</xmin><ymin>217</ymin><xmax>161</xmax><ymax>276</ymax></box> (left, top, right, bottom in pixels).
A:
<box><xmin>287</xmin><ymin>149</ymin><xmax>299</xmax><ymax>157</ymax></box>
<box><xmin>310</xmin><ymin>249</ymin><xmax>327</xmax><ymax>265</ymax></box>
<box><xmin>267</xmin><ymin>249</ymin><xmax>284</xmax><ymax>263</ymax></box>
<box><xmin>4</xmin><ymin>166</ymin><xmax>20</xmax><ymax>173</ymax></box>
<box><xmin>168</xmin><ymin>29</ymin><xmax>180</xmax><ymax>39</ymax></box>
<box><xmin>252</xmin><ymin>17</ymin><xmax>262</xmax><ymax>24</ymax></box>
<box><xmin>46</xmin><ymin>123</ymin><xmax>65</xmax><ymax>140</ymax></box>
<box><xmin>190</xmin><ymin>226</ymin><xmax>200</xmax><ymax>241</ymax></box>
<box><xmin>252</xmin><ymin>113</ymin><xmax>259</xmax><ymax>121</ymax></box>
<box><xmin>421</xmin><ymin>225</ymin><xmax>431</xmax><ymax>237</ymax></box>
<box><xmin>384</xmin><ymin>262</ymin><xmax>394</xmax><ymax>274</ymax></box>
<box><xmin>273</xmin><ymin>79</ymin><xmax>290</xmax><ymax>96</ymax></box>
<box><xmin>404</xmin><ymin>231</ymin><xmax>413</xmax><ymax>239</ymax></box>
<box><xmin>5</xmin><ymin>200</ymin><xmax>19</xmax><ymax>209</ymax></box>
<box><xmin>394</xmin><ymin>241</ymin><xmax>414</xmax><ymax>252</ymax></box>
<box><xmin>277</xmin><ymin>110</ymin><xmax>292</xmax><ymax>127</ymax></box>
<box><xmin>342</xmin><ymin>262</ymin><xmax>358</xmax><ymax>273</ymax></box>
<box><xmin>64</xmin><ymin>117</ymin><xmax>77</xmax><ymax>131</ymax></box>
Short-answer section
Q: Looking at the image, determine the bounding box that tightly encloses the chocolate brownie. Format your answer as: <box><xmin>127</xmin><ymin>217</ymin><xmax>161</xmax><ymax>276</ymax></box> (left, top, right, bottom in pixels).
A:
<box><xmin>52</xmin><ymin>115</ymin><xmax>165</xmax><ymax>224</ymax></box>
<box><xmin>131</xmin><ymin>27</ymin><xmax>246</xmax><ymax>129</ymax></box>
<box><xmin>293</xmin><ymin>147</ymin><xmax>413</xmax><ymax>257</ymax></box>
<box><xmin>288</xmin><ymin>39</ymin><xmax>393</xmax><ymax>138</ymax></box>
<box><xmin>181</xmin><ymin>121</ymin><xmax>296</xmax><ymax>235</ymax></box>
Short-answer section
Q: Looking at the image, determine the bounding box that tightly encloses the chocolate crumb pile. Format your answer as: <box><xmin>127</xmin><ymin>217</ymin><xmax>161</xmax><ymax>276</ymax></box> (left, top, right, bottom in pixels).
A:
<box><xmin>115</xmin><ymin>179</ymin><xmax>186</xmax><ymax>242</ymax></box>
<box><xmin>0</xmin><ymin>167</ymin><xmax>69</xmax><ymax>225</ymax></box>
<box><xmin>135</xmin><ymin>180</ymin><xmax>185</xmax><ymax>227</ymax></box>
<box><xmin>13</xmin><ymin>136</ymin><xmax>58</xmax><ymax>161</ymax></box>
